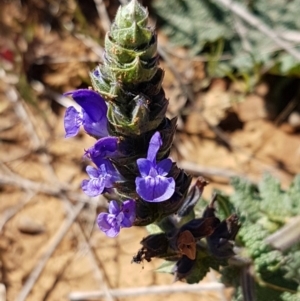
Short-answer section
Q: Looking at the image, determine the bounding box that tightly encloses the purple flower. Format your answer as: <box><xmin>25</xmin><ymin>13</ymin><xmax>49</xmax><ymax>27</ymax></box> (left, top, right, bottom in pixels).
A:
<box><xmin>84</xmin><ymin>137</ymin><xmax>119</xmax><ymax>167</ymax></box>
<box><xmin>81</xmin><ymin>161</ymin><xmax>120</xmax><ymax>197</ymax></box>
<box><xmin>135</xmin><ymin>131</ymin><xmax>175</xmax><ymax>202</ymax></box>
<box><xmin>64</xmin><ymin>89</ymin><xmax>108</xmax><ymax>138</ymax></box>
<box><xmin>97</xmin><ymin>200</ymin><xmax>136</xmax><ymax>237</ymax></box>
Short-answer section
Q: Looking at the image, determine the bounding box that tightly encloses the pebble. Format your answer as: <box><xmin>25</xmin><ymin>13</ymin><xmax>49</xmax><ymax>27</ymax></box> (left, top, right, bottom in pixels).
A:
<box><xmin>288</xmin><ymin>112</ymin><xmax>300</xmax><ymax>128</ymax></box>
<box><xmin>17</xmin><ymin>216</ymin><xmax>45</xmax><ymax>235</ymax></box>
<box><xmin>0</xmin><ymin>283</ymin><xmax>6</xmax><ymax>301</ymax></box>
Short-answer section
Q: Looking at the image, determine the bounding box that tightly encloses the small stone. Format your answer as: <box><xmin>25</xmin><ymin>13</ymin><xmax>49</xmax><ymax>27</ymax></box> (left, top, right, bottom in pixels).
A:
<box><xmin>17</xmin><ymin>216</ymin><xmax>45</xmax><ymax>235</ymax></box>
<box><xmin>288</xmin><ymin>112</ymin><xmax>300</xmax><ymax>128</ymax></box>
<box><xmin>0</xmin><ymin>283</ymin><xmax>6</xmax><ymax>301</ymax></box>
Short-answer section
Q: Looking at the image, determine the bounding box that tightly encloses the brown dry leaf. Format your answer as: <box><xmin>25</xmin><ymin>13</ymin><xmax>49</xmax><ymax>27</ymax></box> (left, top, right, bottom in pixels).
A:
<box><xmin>234</xmin><ymin>94</ymin><xmax>267</xmax><ymax>122</ymax></box>
<box><xmin>232</xmin><ymin>119</ymin><xmax>300</xmax><ymax>178</ymax></box>
<box><xmin>185</xmin><ymin>78</ymin><xmax>230</xmax><ymax>135</ymax></box>
<box><xmin>201</xmin><ymin>79</ymin><xmax>231</xmax><ymax>126</ymax></box>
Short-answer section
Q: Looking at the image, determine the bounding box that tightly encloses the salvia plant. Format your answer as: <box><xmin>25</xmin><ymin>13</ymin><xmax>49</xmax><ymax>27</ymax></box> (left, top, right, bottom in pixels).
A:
<box><xmin>63</xmin><ymin>1</ymin><xmax>300</xmax><ymax>299</ymax></box>
<box><xmin>63</xmin><ymin>0</ymin><xmax>239</xmax><ymax>283</ymax></box>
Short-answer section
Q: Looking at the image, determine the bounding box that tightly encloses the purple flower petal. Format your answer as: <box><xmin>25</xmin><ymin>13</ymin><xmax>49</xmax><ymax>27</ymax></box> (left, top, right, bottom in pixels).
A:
<box><xmin>81</xmin><ymin>163</ymin><xmax>118</xmax><ymax>197</ymax></box>
<box><xmin>135</xmin><ymin>176</ymin><xmax>175</xmax><ymax>202</ymax></box>
<box><xmin>156</xmin><ymin>159</ymin><xmax>172</xmax><ymax>176</ymax></box>
<box><xmin>81</xmin><ymin>177</ymin><xmax>105</xmax><ymax>197</ymax></box>
<box><xmin>108</xmin><ymin>200</ymin><xmax>121</xmax><ymax>215</ymax></box>
<box><xmin>86</xmin><ymin>166</ymin><xmax>101</xmax><ymax>178</ymax></box>
<box><xmin>65</xmin><ymin>89</ymin><xmax>107</xmax><ymax>122</ymax></box>
<box><xmin>97</xmin><ymin>212</ymin><xmax>111</xmax><ymax>231</ymax></box>
<box><xmin>105</xmin><ymin>225</ymin><xmax>121</xmax><ymax>237</ymax></box>
<box><xmin>64</xmin><ymin>89</ymin><xmax>108</xmax><ymax>138</ymax></box>
<box><xmin>85</xmin><ymin>137</ymin><xmax>119</xmax><ymax>166</ymax></box>
<box><xmin>136</xmin><ymin>158</ymin><xmax>152</xmax><ymax>177</ymax></box>
<box><xmin>121</xmin><ymin>218</ymin><xmax>133</xmax><ymax>228</ymax></box>
<box><xmin>93</xmin><ymin>67</ymin><xmax>100</xmax><ymax>77</ymax></box>
<box><xmin>82</xmin><ymin>111</ymin><xmax>108</xmax><ymax>138</ymax></box>
<box><xmin>135</xmin><ymin>131</ymin><xmax>175</xmax><ymax>203</ymax></box>
<box><xmin>96</xmin><ymin>200</ymin><xmax>135</xmax><ymax>237</ymax></box>
<box><xmin>107</xmin><ymin>212</ymin><xmax>123</xmax><ymax>237</ymax></box>
<box><xmin>100</xmin><ymin>160</ymin><xmax>121</xmax><ymax>183</ymax></box>
<box><xmin>64</xmin><ymin>106</ymin><xmax>82</xmax><ymax>138</ymax></box>
<box><xmin>147</xmin><ymin>131</ymin><xmax>162</xmax><ymax>163</ymax></box>
<box><xmin>121</xmin><ymin>200</ymin><xmax>136</xmax><ymax>227</ymax></box>
<box><xmin>97</xmin><ymin>212</ymin><xmax>121</xmax><ymax>237</ymax></box>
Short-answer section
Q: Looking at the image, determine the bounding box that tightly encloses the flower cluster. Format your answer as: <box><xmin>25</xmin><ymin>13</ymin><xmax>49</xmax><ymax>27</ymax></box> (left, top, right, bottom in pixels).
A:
<box><xmin>64</xmin><ymin>88</ymin><xmax>177</xmax><ymax>236</ymax></box>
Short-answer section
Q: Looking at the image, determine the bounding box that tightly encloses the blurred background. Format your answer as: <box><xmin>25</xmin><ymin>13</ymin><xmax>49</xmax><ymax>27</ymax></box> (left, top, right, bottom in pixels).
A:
<box><xmin>1</xmin><ymin>0</ymin><xmax>300</xmax><ymax>300</ymax></box>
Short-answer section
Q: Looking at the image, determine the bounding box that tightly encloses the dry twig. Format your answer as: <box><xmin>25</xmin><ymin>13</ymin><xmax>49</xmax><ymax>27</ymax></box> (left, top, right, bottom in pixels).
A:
<box><xmin>16</xmin><ymin>202</ymin><xmax>84</xmax><ymax>301</ymax></box>
<box><xmin>69</xmin><ymin>282</ymin><xmax>225</xmax><ymax>300</ymax></box>
<box><xmin>93</xmin><ymin>0</ymin><xmax>111</xmax><ymax>32</ymax></box>
<box><xmin>74</xmin><ymin>33</ymin><xmax>104</xmax><ymax>59</ymax></box>
<box><xmin>0</xmin><ymin>191</ymin><xmax>36</xmax><ymax>232</ymax></box>
<box><xmin>179</xmin><ymin>160</ymin><xmax>251</xmax><ymax>181</ymax></box>
<box><xmin>60</xmin><ymin>195</ymin><xmax>115</xmax><ymax>301</ymax></box>
<box><xmin>6</xmin><ymin>86</ymin><xmax>41</xmax><ymax>149</ymax></box>
<box><xmin>275</xmin><ymin>96</ymin><xmax>300</xmax><ymax>126</ymax></box>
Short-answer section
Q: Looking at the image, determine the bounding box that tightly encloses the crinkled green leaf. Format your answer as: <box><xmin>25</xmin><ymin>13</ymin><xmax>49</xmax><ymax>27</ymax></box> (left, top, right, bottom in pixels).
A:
<box><xmin>222</xmin><ymin>174</ymin><xmax>300</xmax><ymax>299</ymax></box>
<box><xmin>152</xmin><ymin>0</ymin><xmax>300</xmax><ymax>83</ymax></box>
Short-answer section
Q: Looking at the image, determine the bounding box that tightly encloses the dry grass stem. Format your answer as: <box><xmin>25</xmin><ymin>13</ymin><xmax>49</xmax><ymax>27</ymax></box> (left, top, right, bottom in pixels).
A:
<box><xmin>69</xmin><ymin>282</ymin><xmax>225</xmax><ymax>300</ymax></box>
<box><xmin>212</xmin><ymin>0</ymin><xmax>300</xmax><ymax>61</ymax></box>
<box><xmin>15</xmin><ymin>203</ymin><xmax>85</xmax><ymax>301</ymax></box>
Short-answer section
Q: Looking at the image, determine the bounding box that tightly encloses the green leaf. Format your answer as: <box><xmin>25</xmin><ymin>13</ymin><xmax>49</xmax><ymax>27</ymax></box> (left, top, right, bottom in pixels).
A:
<box><xmin>185</xmin><ymin>250</ymin><xmax>227</xmax><ymax>284</ymax></box>
<box><xmin>156</xmin><ymin>260</ymin><xmax>175</xmax><ymax>274</ymax></box>
<box><xmin>146</xmin><ymin>223</ymin><xmax>162</xmax><ymax>234</ymax></box>
<box><xmin>152</xmin><ymin>0</ymin><xmax>300</xmax><ymax>85</ymax></box>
